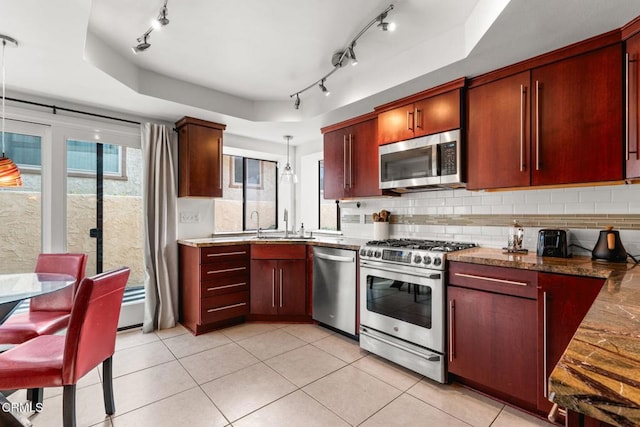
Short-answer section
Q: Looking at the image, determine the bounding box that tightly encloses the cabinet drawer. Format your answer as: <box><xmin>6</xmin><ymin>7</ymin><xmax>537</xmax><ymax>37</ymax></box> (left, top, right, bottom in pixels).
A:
<box><xmin>251</xmin><ymin>244</ymin><xmax>306</xmax><ymax>260</ymax></box>
<box><xmin>200</xmin><ymin>260</ymin><xmax>249</xmax><ymax>279</ymax></box>
<box><xmin>449</xmin><ymin>262</ymin><xmax>537</xmax><ymax>299</ymax></box>
<box><xmin>201</xmin><ymin>271</ymin><xmax>249</xmax><ymax>297</ymax></box>
<box><xmin>201</xmin><ymin>291</ymin><xmax>249</xmax><ymax>324</ymax></box>
<box><xmin>201</xmin><ymin>245</ymin><xmax>250</xmax><ymax>264</ymax></box>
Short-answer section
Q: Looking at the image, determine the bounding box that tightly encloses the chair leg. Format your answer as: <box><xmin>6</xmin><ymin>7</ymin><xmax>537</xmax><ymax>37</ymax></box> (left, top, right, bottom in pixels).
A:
<box><xmin>62</xmin><ymin>384</ymin><xmax>76</xmax><ymax>427</ymax></box>
<box><xmin>102</xmin><ymin>356</ymin><xmax>115</xmax><ymax>415</ymax></box>
<box><xmin>26</xmin><ymin>387</ymin><xmax>44</xmax><ymax>411</ymax></box>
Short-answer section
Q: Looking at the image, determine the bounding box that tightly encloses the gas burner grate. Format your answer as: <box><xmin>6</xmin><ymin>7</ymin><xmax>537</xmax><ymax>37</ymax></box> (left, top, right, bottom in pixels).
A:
<box><xmin>365</xmin><ymin>239</ymin><xmax>476</xmax><ymax>252</ymax></box>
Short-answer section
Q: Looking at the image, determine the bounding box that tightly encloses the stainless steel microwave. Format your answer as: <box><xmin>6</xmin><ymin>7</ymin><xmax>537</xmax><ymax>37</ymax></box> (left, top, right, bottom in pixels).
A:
<box><xmin>379</xmin><ymin>130</ymin><xmax>464</xmax><ymax>192</ymax></box>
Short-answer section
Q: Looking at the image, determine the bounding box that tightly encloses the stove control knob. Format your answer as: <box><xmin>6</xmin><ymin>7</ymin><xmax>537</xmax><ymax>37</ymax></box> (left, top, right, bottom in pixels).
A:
<box><xmin>413</xmin><ymin>255</ymin><xmax>422</xmax><ymax>264</ymax></box>
<box><xmin>374</xmin><ymin>251</ymin><xmax>382</xmax><ymax>258</ymax></box>
<box><xmin>423</xmin><ymin>256</ymin><xmax>432</xmax><ymax>265</ymax></box>
<box><xmin>367</xmin><ymin>250</ymin><xmax>374</xmax><ymax>257</ymax></box>
<box><xmin>433</xmin><ymin>257</ymin><xmax>442</xmax><ymax>266</ymax></box>
<box><xmin>359</xmin><ymin>248</ymin><xmax>367</xmax><ymax>257</ymax></box>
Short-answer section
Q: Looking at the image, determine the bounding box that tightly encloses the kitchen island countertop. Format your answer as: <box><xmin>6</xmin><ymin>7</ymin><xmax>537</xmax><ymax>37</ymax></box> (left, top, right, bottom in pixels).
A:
<box><xmin>447</xmin><ymin>247</ymin><xmax>640</xmax><ymax>426</ymax></box>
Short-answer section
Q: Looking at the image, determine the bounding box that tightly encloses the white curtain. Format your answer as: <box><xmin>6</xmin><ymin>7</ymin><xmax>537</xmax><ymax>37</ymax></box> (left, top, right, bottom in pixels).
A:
<box><xmin>141</xmin><ymin>123</ymin><xmax>178</xmax><ymax>333</ymax></box>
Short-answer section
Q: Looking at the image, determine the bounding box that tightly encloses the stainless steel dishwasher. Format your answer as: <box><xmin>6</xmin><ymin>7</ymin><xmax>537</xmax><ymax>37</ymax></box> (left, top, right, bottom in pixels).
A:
<box><xmin>312</xmin><ymin>247</ymin><xmax>357</xmax><ymax>335</ymax></box>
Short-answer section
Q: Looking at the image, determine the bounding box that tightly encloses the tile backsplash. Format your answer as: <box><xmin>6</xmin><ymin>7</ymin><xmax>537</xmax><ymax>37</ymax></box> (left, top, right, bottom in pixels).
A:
<box><xmin>339</xmin><ymin>184</ymin><xmax>640</xmax><ymax>259</ymax></box>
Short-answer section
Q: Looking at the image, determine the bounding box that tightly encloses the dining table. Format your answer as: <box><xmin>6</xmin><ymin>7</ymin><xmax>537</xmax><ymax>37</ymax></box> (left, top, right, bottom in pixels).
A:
<box><xmin>0</xmin><ymin>272</ymin><xmax>76</xmax><ymax>427</ymax></box>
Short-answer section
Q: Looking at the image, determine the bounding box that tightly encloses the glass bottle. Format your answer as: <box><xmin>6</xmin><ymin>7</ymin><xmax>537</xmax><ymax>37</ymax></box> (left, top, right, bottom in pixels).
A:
<box><xmin>508</xmin><ymin>220</ymin><xmax>524</xmax><ymax>251</ymax></box>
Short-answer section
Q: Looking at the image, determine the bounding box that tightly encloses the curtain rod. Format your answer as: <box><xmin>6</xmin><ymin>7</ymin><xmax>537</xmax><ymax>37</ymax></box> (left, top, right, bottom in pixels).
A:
<box><xmin>2</xmin><ymin>96</ymin><xmax>141</xmax><ymax>125</ymax></box>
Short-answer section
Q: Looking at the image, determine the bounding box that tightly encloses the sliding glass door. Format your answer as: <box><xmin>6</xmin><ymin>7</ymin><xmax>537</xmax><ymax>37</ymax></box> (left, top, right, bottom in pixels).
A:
<box><xmin>65</xmin><ymin>139</ymin><xmax>144</xmax><ymax>289</ymax></box>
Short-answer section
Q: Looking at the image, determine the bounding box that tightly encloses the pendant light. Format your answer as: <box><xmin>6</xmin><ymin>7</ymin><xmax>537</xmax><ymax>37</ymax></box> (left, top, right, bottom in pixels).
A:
<box><xmin>280</xmin><ymin>135</ymin><xmax>298</xmax><ymax>184</ymax></box>
<box><xmin>0</xmin><ymin>34</ymin><xmax>22</xmax><ymax>188</ymax></box>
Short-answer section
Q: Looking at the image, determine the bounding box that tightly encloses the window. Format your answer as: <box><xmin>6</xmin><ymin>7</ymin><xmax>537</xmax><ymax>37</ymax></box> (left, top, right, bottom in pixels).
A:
<box><xmin>215</xmin><ymin>155</ymin><xmax>277</xmax><ymax>232</ymax></box>
<box><xmin>319</xmin><ymin>160</ymin><xmax>340</xmax><ymax>231</ymax></box>
<box><xmin>7</xmin><ymin>136</ymin><xmax>125</xmax><ymax>178</ymax></box>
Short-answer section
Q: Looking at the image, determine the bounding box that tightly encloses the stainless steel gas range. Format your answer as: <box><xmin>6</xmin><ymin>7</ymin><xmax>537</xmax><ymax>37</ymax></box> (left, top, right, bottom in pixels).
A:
<box><xmin>359</xmin><ymin>239</ymin><xmax>476</xmax><ymax>383</ymax></box>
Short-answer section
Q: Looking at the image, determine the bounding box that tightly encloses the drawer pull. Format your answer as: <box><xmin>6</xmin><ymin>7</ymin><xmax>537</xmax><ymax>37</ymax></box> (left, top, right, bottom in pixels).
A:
<box><xmin>454</xmin><ymin>272</ymin><xmax>528</xmax><ymax>287</ymax></box>
<box><xmin>206</xmin><ymin>251</ymin><xmax>247</xmax><ymax>257</ymax></box>
<box><xmin>206</xmin><ymin>267</ymin><xmax>246</xmax><ymax>275</ymax></box>
<box><xmin>207</xmin><ymin>302</ymin><xmax>247</xmax><ymax>313</ymax></box>
<box><xmin>206</xmin><ymin>282</ymin><xmax>246</xmax><ymax>291</ymax></box>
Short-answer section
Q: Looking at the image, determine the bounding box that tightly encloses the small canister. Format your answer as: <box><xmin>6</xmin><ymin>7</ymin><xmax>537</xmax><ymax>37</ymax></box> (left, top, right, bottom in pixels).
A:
<box><xmin>508</xmin><ymin>220</ymin><xmax>524</xmax><ymax>251</ymax></box>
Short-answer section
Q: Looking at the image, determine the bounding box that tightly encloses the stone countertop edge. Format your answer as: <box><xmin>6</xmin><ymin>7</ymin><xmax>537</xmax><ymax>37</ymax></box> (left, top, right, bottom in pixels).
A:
<box><xmin>177</xmin><ymin>236</ymin><xmax>367</xmax><ymax>251</ymax></box>
<box><xmin>448</xmin><ymin>247</ymin><xmax>640</xmax><ymax>427</ymax></box>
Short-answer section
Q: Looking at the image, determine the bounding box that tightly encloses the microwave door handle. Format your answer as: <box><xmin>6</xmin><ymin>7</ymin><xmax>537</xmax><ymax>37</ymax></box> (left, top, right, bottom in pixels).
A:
<box><xmin>432</xmin><ymin>144</ymin><xmax>439</xmax><ymax>177</ymax></box>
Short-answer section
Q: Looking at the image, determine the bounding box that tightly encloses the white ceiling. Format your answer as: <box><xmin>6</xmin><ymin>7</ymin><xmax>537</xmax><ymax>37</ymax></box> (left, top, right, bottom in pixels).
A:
<box><xmin>2</xmin><ymin>0</ymin><xmax>640</xmax><ymax>146</ymax></box>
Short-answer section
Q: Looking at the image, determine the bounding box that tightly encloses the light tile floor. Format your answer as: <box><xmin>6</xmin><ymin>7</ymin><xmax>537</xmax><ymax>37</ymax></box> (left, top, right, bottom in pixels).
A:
<box><xmin>8</xmin><ymin>322</ymin><xmax>557</xmax><ymax>427</ymax></box>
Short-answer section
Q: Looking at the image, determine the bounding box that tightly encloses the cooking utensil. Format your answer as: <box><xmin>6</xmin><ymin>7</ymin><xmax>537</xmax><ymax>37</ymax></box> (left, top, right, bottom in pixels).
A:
<box><xmin>592</xmin><ymin>226</ymin><xmax>627</xmax><ymax>263</ymax></box>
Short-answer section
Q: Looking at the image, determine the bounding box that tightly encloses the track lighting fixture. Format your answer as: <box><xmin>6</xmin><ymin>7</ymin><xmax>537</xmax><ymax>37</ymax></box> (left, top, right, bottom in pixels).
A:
<box><xmin>319</xmin><ymin>80</ymin><xmax>330</xmax><ymax>96</ymax></box>
<box><xmin>131</xmin><ymin>1</ymin><xmax>169</xmax><ymax>54</ymax></box>
<box><xmin>289</xmin><ymin>4</ymin><xmax>394</xmax><ymax>109</ymax></box>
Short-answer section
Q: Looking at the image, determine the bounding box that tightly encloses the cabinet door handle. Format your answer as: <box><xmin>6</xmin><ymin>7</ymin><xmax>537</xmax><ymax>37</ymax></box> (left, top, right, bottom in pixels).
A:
<box><xmin>207</xmin><ymin>251</ymin><xmax>247</xmax><ymax>257</ymax></box>
<box><xmin>218</xmin><ymin>137</ymin><xmax>223</xmax><ymax>190</ymax></box>
<box><xmin>272</xmin><ymin>268</ymin><xmax>276</xmax><ymax>307</ymax></box>
<box><xmin>206</xmin><ymin>267</ymin><xmax>246</xmax><ymax>275</ymax></box>
<box><xmin>207</xmin><ymin>282</ymin><xmax>246</xmax><ymax>292</ymax></box>
<box><xmin>279</xmin><ymin>269</ymin><xmax>284</xmax><ymax>307</ymax></box>
<box><xmin>626</xmin><ymin>52</ymin><xmax>631</xmax><ymax>161</ymax></box>
<box><xmin>543</xmin><ymin>291</ymin><xmax>549</xmax><ymax>397</ymax></box>
<box><xmin>520</xmin><ymin>84</ymin><xmax>526</xmax><ymax>172</ymax></box>
<box><xmin>348</xmin><ymin>134</ymin><xmax>353</xmax><ymax>188</ymax></box>
<box><xmin>343</xmin><ymin>135</ymin><xmax>348</xmax><ymax>190</ymax></box>
<box><xmin>535</xmin><ymin>80</ymin><xmax>541</xmax><ymax>171</ymax></box>
<box><xmin>415</xmin><ymin>108</ymin><xmax>423</xmax><ymax>130</ymax></box>
<box><xmin>407</xmin><ymin>110</ymin><xmax>414</xmax><ymax>131</ymax></box>
<box><xmin>207</xmin><ymin>302</ymin><xmax>247</xmax><ymax>313</ymax></box>
<box><xmin>454</xmin><ymin>272</ymin><xmax>528</xmax><ymax>287</ymax></box>
<box><xmin>449</xmin><ymin>299</ymin><xmax>455</xmax><ymax>362</ymax></box>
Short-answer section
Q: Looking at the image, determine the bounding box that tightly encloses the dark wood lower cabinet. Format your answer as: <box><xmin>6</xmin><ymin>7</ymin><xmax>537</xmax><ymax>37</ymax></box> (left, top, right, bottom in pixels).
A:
<box><xmin>448</xmin><ymin>285</ymin><xmax>538</xmax><ymax>410</ymax></box>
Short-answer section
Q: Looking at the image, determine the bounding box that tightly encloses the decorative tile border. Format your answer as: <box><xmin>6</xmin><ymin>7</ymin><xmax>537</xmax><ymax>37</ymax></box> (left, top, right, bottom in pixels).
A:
<box><xmin>354</xmin><ymin>214</ymin><xmax>640</xmax><ymax>230</ymax></box>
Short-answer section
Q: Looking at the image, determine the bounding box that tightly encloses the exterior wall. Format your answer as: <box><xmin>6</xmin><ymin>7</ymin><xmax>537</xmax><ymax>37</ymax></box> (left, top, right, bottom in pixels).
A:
<box><xmin>340</xmin><ymin>184</ymin><xmax>640</xmax><ymax>257</ymax></box>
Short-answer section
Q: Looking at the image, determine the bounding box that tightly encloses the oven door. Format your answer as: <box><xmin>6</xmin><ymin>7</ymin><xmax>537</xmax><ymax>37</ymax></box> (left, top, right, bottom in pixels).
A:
<box><xmin>360</xmin><ymin>260</ymin><xmax>444</xmax><ymax>353</ymax></box>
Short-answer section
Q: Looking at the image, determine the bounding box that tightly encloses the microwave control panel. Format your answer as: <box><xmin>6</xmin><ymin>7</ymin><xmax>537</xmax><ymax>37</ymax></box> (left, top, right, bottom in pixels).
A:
<box><xmin>439</xmin><ymin>142</ymin><xmax>458</xmax><ymax>176</ymax></box>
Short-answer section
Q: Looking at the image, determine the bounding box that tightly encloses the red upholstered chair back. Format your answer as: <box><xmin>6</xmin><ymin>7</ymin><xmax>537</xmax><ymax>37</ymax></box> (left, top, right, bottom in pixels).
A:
<box><xmin>31</xmin><ymin>253</ymin><xmax>88</xmax><ymax>312</ymax></box>
<box><xmin>61</xmin><ymin>267</ymin><xmax>130</xmax><ymax>384</ymax></box>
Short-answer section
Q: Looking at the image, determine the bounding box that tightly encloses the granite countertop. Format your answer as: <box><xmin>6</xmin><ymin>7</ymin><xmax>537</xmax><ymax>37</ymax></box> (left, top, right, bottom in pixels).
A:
<box><xmin>178</xmin><ymin>235</ymin><xmax>367</xmax><ymax>251</ymax></box>
<box><xmin>448</xmin><ymin>248</ymin><xmax>640</xmax><ymax>427</ymax></box>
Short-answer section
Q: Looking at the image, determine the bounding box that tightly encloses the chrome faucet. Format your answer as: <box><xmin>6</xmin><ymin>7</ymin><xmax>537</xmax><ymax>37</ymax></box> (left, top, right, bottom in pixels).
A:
<box><xmin>250</xmin><ymin>210</ymin><xmax>260</xmax><ymax>238</ymax></box>
<box><xmin>284</xmin><ymin>208</ymin><xmax>289</xmax><ymax>238</ymax></box>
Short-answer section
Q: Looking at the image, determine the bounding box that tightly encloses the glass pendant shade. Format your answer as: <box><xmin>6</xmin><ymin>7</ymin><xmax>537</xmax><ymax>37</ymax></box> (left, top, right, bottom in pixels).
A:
<box><xmin>280</xmin><ymin>135</ymin><xmax>297</xmax><ymax>183</ymax></box>
<box><xmin>0</xmin><ymin>155</ymin><xmax>22</xmax><ymax>187</ymax></box>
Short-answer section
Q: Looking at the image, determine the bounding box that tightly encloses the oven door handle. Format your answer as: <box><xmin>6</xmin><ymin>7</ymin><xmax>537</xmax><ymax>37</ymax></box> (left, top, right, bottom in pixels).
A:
<box><xmin>360</xmin><ymin>328</ymin><xmax>440</xmax><ymax>362</ymax></box>
<box><xmin>361</xmin><ymin>263</ymin><xmax>441</xmax><ymax>280</ymax></box>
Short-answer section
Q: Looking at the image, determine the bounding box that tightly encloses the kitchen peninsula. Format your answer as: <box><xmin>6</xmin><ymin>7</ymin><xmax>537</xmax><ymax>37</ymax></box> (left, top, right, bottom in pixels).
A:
<box><xmin>447</xmin><ymin>248</ymin><xmax>640</xmax><ymax>426</ymax></box>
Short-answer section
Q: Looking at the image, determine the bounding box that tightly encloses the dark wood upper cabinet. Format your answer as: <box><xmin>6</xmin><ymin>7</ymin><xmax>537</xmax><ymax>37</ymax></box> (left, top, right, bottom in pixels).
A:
<box><xmin>531</xmin><ymin>44</ymin><xmax>623</xmax><ymax>186</ymax></box>
<box><xmin>467</xmin><ymin>71</ymin><xmax>531</xmax><ymax>190</ymax></box>
<box><xmin>376</xmin><ymin>78</ymin><xmax>465</xmax><ymax>145</ymax></box>
<box><xmin>176</xmin><ymin>116</ymin><xmax>226</xmax><ymax>198</ymax></box>
<box><xmin>322</xmin><ymin>115</ymin><xmax>393</xmax><ymax>199</ymax></box>
<box><xmin>626</xmin><ymin>30</ymin><xmax>640</xmax><ymax>179</ymax></box>
<box><xmin>467</xmin><ymin>40</ymin><xmax>623</xmax><ymax>190</ymax></box>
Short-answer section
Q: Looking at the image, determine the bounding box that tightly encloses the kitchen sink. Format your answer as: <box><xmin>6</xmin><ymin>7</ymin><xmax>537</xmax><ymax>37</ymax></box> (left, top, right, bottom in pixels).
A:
<box><xmin>251</xmin><ymin>235</ymin><xmax>315</xmax><ymax>241</ymax></box>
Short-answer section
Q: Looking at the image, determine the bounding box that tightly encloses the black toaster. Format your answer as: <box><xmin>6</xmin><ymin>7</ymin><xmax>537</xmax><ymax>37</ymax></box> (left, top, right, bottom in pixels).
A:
<box><xmin>537</xmin><ymin>229</ymin><xmax>571</xmax><ymax>258</ymax></box>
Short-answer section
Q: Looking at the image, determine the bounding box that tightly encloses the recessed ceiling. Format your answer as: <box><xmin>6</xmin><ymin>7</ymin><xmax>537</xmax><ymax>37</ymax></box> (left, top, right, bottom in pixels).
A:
<box><xmin>2</xmin><ymin>0</ymin><xmax>640</xmax><ymax>146</ymax></box>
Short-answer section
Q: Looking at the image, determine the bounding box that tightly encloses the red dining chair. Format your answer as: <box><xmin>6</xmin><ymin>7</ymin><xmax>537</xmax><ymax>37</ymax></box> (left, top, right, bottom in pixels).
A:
<box><xmin>0</xmin><ymin>267</ymin><xmax>130</xmax><ymax>427</ymax></box>
<box><xmin>0</xmin><ymin>253</ymin><xmax>88</xmax><ymax>344</ymax></box>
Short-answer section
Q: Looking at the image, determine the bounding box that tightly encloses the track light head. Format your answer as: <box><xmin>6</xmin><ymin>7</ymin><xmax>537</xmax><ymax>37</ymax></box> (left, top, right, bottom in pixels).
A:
<box><xmin>294</xmin><ymin>93</ymin><xmax>301</xmax><ymax>109</ymax></box>
<box><xmin>152</xmin><ymin>5</ymin><xmax>170</xmax><ymax>29</ymax></box>
<box><xmin>377</xmin><ymin>12</ymin><xmax>395</xmax><ymax>31</ymax></box>
<box><xmin>319</xmin><ymin>80</ymin><xmax>330</xmax><ymax>96</ymax></box>
<box><xmin>131</xmin><ymin>34</ymin><xmax>151</xmax><ymax>54</ymax></box>
<box><xmin>348</xmin><ymin>46</ymin><xmax>358</xmax><ymax>66</ymax></box>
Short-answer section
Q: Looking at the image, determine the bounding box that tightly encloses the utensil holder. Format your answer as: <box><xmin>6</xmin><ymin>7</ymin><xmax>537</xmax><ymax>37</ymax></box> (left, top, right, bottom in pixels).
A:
<box><xmin>373</xmin><ymin>222</ymin><xmax>389</xmax><ymax>240</ymax></box>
